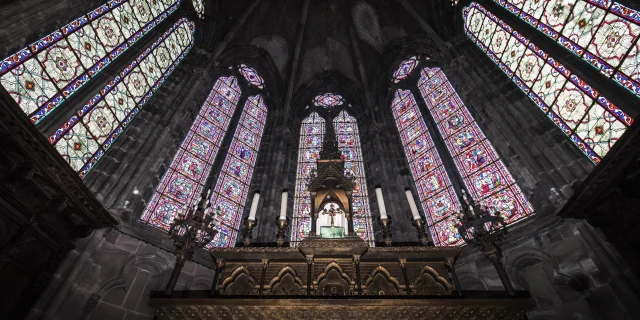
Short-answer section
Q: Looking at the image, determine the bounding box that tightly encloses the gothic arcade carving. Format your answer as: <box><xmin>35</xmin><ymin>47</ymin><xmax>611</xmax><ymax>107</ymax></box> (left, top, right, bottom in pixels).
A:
<box><xmin>413</xmin><ymin>265</ymin><xmax>452</xmax><ymax>295</ymax></box>
<box><xmin>315</xmin><ymin>262</ymin><xmax>353</xmax><ymax>296</ymax></box>
<box><xmin>269</xmin><ymin>266</ymin><xmax>305</xmax><ymax>295</ymax></box>
<box><xmin>363</xmin><ymin>266</ymin><xmax>401</xmax><ymax>295</ymax></box>
<box><xmin>221</xmin><ymin>266</ymin><xmax>257</xmax><ymax>295</ymax></box>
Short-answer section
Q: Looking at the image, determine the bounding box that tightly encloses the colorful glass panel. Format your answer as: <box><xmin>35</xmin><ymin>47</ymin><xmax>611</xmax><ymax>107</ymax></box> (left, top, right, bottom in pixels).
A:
<box><xmin>391</xmin><ymin>89</ymin><xmax>464</xmax><ymax>246</ymax></box>
<box><xmin>392</xmin><ymin>56</ymin><xmax>420</xmax><ymax>83</ymax></box>
<box><xmin>192</xmin><ymin>0</ymin><xmax>205</xmax><ymax>19</ymax></box>
<box><xmin>334</xmin><ymin>110</ymin><xmax>374</xmax><ymax>246</ymax></box>
<box><xmin>418</xmin><ymin>67</ymin><xmax>535</xmax><ymax>226</ymax></box>
<box><xmin>491</xmin><ymin>0</ymin><xmax>640</xmax><ymax>98</ymax></box>
<box><xmin>208</xmin><ymin>95</ymin><xmax>267</xmax><ymax>247</ymax></box>
<box><xmin>50</xmin><ymin>18</ymin><xmax>195</xmax><ymax>178</ymax></box>
<box><xmin>140</xmin><ymin>76</ymin><xmax>241</xmax><ymax>231</ymax></box>
<box><xmin>463</xmin><ymin>3</ymin><xmax>632</xmax><ymax>164</ymax></box>
<box><xmin>238</xmin><ymin>64</ymin><xmax>265</xmax><ymax>89</ymax></box>
<box><xmin>313</xmin><ymin>93</ymin><xmax>344</xmax><ymax>108</ymax></box>
<box><xmin>0</xmin><ymin>0</ymin><xmax>181</xmax><ymax>124</ymax></box>
<box><xmin>291</xmin><ymin>113</ymin><xmax>325</xmax><ymax>245</ymax></box>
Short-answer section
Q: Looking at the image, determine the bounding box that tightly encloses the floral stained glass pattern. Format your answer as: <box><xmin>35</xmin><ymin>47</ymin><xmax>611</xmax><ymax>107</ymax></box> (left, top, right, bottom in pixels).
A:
<box><xmin>208</xmin><ymin>95</ymin><xmax>267</xmax><ymax>247</ymax></box>
<box><xmin>139</xmin><ymin>76</ymin><xmax>241</xmax><ymax>232</ymax></box>
<box><xmin>291</xmin><ymin>113</ymin><xmax>325</xmax><ymax>245</ymax></box>
<box><xmin>313</xmin><ymin>93</ymin><xmax>344</xmax><ymax>108</ymax></box>
<box><xmin>392</xmin><ymin>56</ymin><xmax>420</xmax><ymax>83</ymax></box>
<box><xmin>238</xmin><ymin>64</ymin><xmax>264</xmax><ymax>89</ymax></box>
<box><xmin>334</xmin><ymin>111</ymin><xmax>374</xmax><ymax>246</ymax></box>
<box><xmin>418</xmin><ymin>67</ymin><xmax>535</xmax><ymax>226</ymax></box>
<box><xmin>50</xmin><ymin>18</ymin><xmax>195</xmax><ymax>178</ymax></box>
<box><xmin>391</xmin><ymin>89</ymin><xmax>464</xmax><ymax>246</ymax></box>
<box><xmin>463</xmin><ymin>3</ymin><xmax>632</xmax><ymax>164</ymax></box>
<box><xmin>492</xmin><ymin>0</ymin><xmax>640</xmax><ymax>98</ymax></box>
<box><xmin>0</xmin><ymin>0</ymin><xmax>181</xmax><ymax>124</ymax></box>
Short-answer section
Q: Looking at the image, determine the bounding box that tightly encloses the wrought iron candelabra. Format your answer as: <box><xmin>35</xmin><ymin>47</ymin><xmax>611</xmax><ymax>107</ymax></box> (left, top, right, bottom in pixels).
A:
<box><xmin>165</xmin><ymin>189</ymin><xmax>218</xmax><ymax>295</ymax></box>
<box><xmin>455</xmin><ymin>189</ymin><xmax>515</xmax><ymax>296</ymax></box>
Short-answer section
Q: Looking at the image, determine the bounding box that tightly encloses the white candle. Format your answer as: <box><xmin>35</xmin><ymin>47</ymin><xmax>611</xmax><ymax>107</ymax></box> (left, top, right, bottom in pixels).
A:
<box><xmin>405</xmin><ymin>190</ymin><xmax>421</xmax><ymax>220</ymax></box>
<box><xmin>279</xmin><ymin>190</ymin><xmax>288</xmax><ymax>220</ymax></box>
<box><xmin>248</xmin><ymin>192</ymin><xmax>260</xmax><ymax>220</ymax></box>
<box><xmin>375</xmin><ymin>187</ymin><xmax>388</xmax><ymax>219</ymax></box>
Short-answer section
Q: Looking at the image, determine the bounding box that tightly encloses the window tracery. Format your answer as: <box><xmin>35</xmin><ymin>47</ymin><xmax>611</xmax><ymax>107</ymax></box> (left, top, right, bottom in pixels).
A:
<box><xmin>49</xmin><ymin>18</ymin><xmax>195</xmax><ymax>177</ymax></box>
<box><xmin>238</xmin><ymin>64</ymin><xmax>265</xmax><ymax>89</ymax></box>
<box><xmin>140</xmin><ymin>75</ymin><xmax>241</xmax><ymax>231</ymax></box>
<box><xmin>313</xmin><ymin>93</ymin><xmax>344</xmax><ymax>108</ymax></box>
<box><xmin>0</xmin><ymin>0</ymin><xmax>181</xmax><ymax>124</ymax></box>
<box><xmin>491</xmin><ymin>0</ymin><xmax>640</xmax><ymax>98</ymax></box>
<box><xmin>392</xmin><ymin>56</ymin><xmax>420</xmax><ymax>83</ymax></box>
<box><xmin>464</xmin><ymin>2</ymin><xmax>633</xmax><ymax>164</ymax></box>
<box><xmin>192</xmin><ymin>0</ymin><xmax>205</xmax><ymax>19</ymax></box>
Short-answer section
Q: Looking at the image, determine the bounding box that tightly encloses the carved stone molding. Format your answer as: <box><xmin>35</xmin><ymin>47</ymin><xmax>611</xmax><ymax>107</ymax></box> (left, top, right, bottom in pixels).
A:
<box><xmin>413</xmin><ymin>265</ymin><xmax>453</xmax><ymax>295</ymax></box>
<box><xmin>363</xmin><ymin>266</ymin><xmax>402</xmax><ymax>295</ymax></box>
<box><xmin>221</xmin><ymin>266</ymin><xmax>257</xmax><ymax>295</ymax></box>
<box><xmin>269</xmin><ymin>266</ymin><xmax>305</xmax><ymax>295</ymax></box>
<box><xmin>315</xmin><ymin>262</ymin><xmax>353</xmax><ymax>296</ymax></box>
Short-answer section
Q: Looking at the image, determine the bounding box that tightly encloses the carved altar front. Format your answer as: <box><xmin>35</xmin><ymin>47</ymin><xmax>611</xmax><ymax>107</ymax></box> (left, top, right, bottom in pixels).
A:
<box><xmin>149</xmin><ymin>238</ymin><xmax>533</xmax><ymax>319</ymax></box>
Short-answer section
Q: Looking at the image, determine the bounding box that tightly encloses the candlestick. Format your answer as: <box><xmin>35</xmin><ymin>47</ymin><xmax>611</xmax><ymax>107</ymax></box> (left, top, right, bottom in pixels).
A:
<box><xmin>377</xmin><ymin>215</ymin><xmax>393</xmax><ymax>246</ymax></box>
<box><xmin>276</xmin><ymin>215</ymin><xmax>289</xmax><ymax>247</ymax></box>
<box><xmin>248</xmin><ymin>192</ymin><xmax>260</xmax><ymax>221</ymax></box>
<box><xmin>243</xmin><ymin>217</ymin><xmax>258</xmax><ymax>246</ymax></box>
<box><xmin>412</xmin><ymin>217</ymin><xmax>432</xmax><ymax>246</ymax></box>
<box><xmin>375</xmin><ymin>187</ymin><xmax>388</xmax><ymax>219</ymax></box>
<box><xmin>279</xmin><ymin>190</ymin><xmax>288</xmax><ymax>220</ymax></box>
<box><xmin>405</xmin><ymin>189</ymin><xmax>421</xmax><ymax>220</ymax></box>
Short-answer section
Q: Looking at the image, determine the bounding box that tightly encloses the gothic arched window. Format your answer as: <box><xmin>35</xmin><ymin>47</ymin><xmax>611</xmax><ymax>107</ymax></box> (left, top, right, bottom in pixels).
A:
<box><xmin>0</xmin><ymin>0</ymin><xmax>181</xmax><ymax>124</ymax></box>
<box><xmin>49</xmin><ymin>18</ymin><xmax>195</xmax><ymax>178</ymax></box>
<box><xmin>391</xmin><ymin>89</ymin><xmax>464</xmax><ymax>246</ymax></box>
<box><xmin>140</xmin><ymin>76</ymin><xmax>242</xmax><ymax>231</ymax></box>
<box><xmin>463</xmin><ymin>2</ymin><xmax>633</xmax><ymax>164</ymax></box>
<box><xmin>290</xmin><ymin>108</ymin><xmax>374</xmax><ymax>246</ymax></box>
<box><xmin>291</xmin><ymin>113</ymin><xmax>325</xmax><ymax>245</ymax></box>
<box><xmin>418</xmin><ymin>67</ymin><xmax>534</xmax><ymax>225</ymax></box>
<box><xmin>490</xmin><ymin>0</ymin><xmax>640</xmax><ymax>98</ymax></box>
<box><xmin>333</xmin><ymin>110</ymin><xmax>374</xmax><ymax>245</ymax></box>
<box><xmin>208</xmin><ymin>95</ymin><xmax>268</xmax><ymax>247</ymax></box>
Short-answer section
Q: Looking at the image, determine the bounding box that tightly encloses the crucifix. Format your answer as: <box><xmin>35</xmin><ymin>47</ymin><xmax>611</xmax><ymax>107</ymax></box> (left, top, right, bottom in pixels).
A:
<box><xmin>322</xmin><ymin>203</ymin><xmax>344</xmax><ymax>228</ymax></box>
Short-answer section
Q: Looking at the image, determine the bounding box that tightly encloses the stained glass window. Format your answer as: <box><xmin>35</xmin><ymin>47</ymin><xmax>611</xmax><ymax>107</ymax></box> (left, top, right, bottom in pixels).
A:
<box><xmin>238</xmin><ymin>64</ymin><xmax>265</xmax><ymax>89</ymax></box>
<box><xmin>140</xmin><ymin>76</ymin><xmax>242</xmax><ymax>231</ymax></box>
<box><xmin>291</xmin><ymin>113</ymin><xmax>325</xmax><ymax>245</ymax></box>
<box><xmin>418</xmin><ymin>67</ymin><xmax>535</xmax><ymax>229</ymax></box>
<box><xmin>391</xmin><ymin>89</ymin><xmax>464</xmax><ymax>246</ymax></box>
<box><xmin>313</xmin><ymin>93</ymin><xmax>344</xmax><ymax>108</ymax></box>
<box><xmin>392</xmin><ymin>56</ymin><xmax>420</xmax><ymax>83</ymax></box>
<box><xmin>491</xmin><ymin>0</ymin><xmax>640</xmax><ymax>98</ymax></box>
<box><xmin>49</xmin><ymin>18</ymin><xmax>195</xmax><ymax>178</ymax></box>
<box><xmin>333</xmin><ymin>110</ymin><xmax>374</xmax><ymax>246</ymax></box>
<box><xmin>192</xmin><ymin>0</ymin><xmax>205</xmax><ymax>19</ymax></box>
<box><xmin>0</xmin><ymin>0</ymin><xmax>181</xmax><ymax>124</ymax></box>
<box><xmin>463</xmin><ymin>2</ymin><xmax>633</xmax><ymax>164</ymax></box>
<box><xmin>208</xmin><ymin>95</ymin><xmax>268</xmax><ymax>247</ymax></box>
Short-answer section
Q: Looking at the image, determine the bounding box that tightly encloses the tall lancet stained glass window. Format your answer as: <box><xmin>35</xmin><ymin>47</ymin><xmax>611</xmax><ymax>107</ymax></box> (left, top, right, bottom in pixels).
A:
<box><xmin>333</xmin><ymin>111</ymin><xmax>374</xmax><ymax>246</ymax></box>
<box><xmin>463</xmin><ymin>2</ymin><xmax>632</xmax><ymax>164</ymax></box>
<box><xmin>49</xmin><ymin>18</ymin><xmax>195</xmax><ymax>178</ymax></box>
<box><xmin>208</xmin><ymin>95</ymin><xmax>267</xmax><ymax>247</ymax></box>
<box><xmin>418</xmin><ymin>67</ymin><xmax>534</xmax><ymax>225</ymax></box>
<box><xmin>490</xmin><ymin>0</ymin><xmax>640</xmax><ymax>97</ymax></box>
<box><xmin>140</xmin><ymin>76</ymin><xmax>241</xmax><ymax>231</ymax></box>
<box><xmin>291</xmin><ymin>113</ymin><xmax>325</xmax><ymax>245</ymax></box>
<box><xmin>0</xmin><ymin>0</ymin><xmax>181</xmax><ymax>124</ymax></box>
<box><xmin>391</xmin><ymin>89</ymin><xmax>464</xmax><ymax>246</ymax></box>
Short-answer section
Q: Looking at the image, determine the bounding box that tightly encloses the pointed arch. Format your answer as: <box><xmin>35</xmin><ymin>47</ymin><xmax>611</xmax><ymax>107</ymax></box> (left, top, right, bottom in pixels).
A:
<box><xmin>140</xmin><ymin>76</ymin><xmax>241</xmax><ymax>231</ymax></box>
<box><xmin>208</xmin><ymin>94</ymin><xmax>268</xmax><ymax>247</ymax></box>
<box><xmin>391</xmin><ymin>89</ymin><xmax>464</xmax><ymax>246</ymax></box>
<box><xmin>463</xmin><ymin>2</ymin><xmax>633</xmax><ymax>163</ymax></box>
<box><xmin>291</xmin><ymin>113</ymin><xmax>325</xmax><ymax>245</ymax></box>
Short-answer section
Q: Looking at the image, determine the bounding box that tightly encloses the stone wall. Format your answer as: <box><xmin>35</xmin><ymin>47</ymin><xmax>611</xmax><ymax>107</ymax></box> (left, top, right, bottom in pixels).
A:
<box><xmin>27</xmin><ymin>227</ymin><xmax>215</xmax><ymax>320</ymax></box>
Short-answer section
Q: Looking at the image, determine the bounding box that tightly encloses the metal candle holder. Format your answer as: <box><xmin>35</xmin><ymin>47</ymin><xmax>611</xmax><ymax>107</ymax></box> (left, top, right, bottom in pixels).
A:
<box><xmin>412</xmin><ymin>217</ymin><xmax>432</xmax><ymax>246</ymax></box>
<box><xmin>377</xmin><ymin>215</ymin><xmax>393</xmax><ymax>246</ymax></box>
<box><xmin>166</xmin><ymin>190</ymin><xmax>218</xmax><ymax>295</ymax></box>
<box><xmin>243</xmin><ymin>217</ymin><xmax>258</xmax><ymax>246</ymax></box>
<box><xmin>276</xmin><ymin>216</ymin><xmax>289</xmax><ymax>247</ymax></box>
